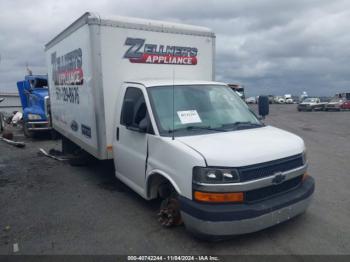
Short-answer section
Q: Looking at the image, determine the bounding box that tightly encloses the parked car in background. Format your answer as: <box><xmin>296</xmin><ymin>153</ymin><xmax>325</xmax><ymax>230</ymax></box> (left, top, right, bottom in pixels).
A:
<box><xmin>268</xmin><ymin>95</ymin><xmax>274</xmax><ymax>104</ymax></box>
<box><xmin>245</xmin><ymin>96</ymin><xmax>257</xmax><ymax>104</ymax></box>
<box><xmin>285</xmin><ymin>94</ymin><xmax>294</xmax><ymax>104</ymax></box>
<box><xmin>325</xmin><ymin>97</ymin><xmax>350</xmax><ymax>111</ymax></box>
<box><xmin>297</xmin><ymin>97</ymin><xmax>326</xmax><ymax>111</ymax></box>
<box><xmin>274</xmin><ymin>96</ymin><xmax>286</xmax><ymax>104</ymax></box>
<box><xmin>341</xmin><ymin>100</ymin><xmax>350</xmax><ymax>110</ymax></box>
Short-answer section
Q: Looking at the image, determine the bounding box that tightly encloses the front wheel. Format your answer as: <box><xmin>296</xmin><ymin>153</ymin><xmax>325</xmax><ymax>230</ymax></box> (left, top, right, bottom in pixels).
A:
<box><xmin>158</xmin><ymin>197</ymin><xmax>182</xmax><ymax>227</ymax></box>
<box><xmin>157</xmin><ymin>183</ymin><xmax>182</xmax><ymax>227</ymax></box>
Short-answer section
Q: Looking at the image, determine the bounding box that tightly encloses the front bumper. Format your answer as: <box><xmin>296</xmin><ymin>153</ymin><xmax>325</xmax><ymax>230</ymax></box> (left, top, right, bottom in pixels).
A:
<box><xmin>179</xmin><ymin>176</ymin><xmax>314</xmax><ymax>237</ymax></box>
<box><xmin>26</xmin><ymin>121</ymin><xmax>52</xmax><ymax>131</ymax></box>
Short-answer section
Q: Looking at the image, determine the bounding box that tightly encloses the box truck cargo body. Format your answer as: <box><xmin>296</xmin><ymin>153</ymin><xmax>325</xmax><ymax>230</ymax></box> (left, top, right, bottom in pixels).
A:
<box><xmin>45</xmin><ymin>13</ymin><xmax>314</xmax><ymax>238</ymax></box>
<box><xmin>45</xmin><ymin>12</ymin><xmax>215</xmax><ymax>160</ymax></box>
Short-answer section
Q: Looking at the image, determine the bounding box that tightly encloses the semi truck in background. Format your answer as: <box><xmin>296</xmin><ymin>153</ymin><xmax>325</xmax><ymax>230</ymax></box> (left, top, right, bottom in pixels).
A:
<box><xmin>17</xmin><ymin>75</ymin><xmax>52</xmax><ymax>137</ymax></box>
<box><xmin>45</xmin><ymin>12</ymin><xmax>314</xmax><ymax>238</ymax></box>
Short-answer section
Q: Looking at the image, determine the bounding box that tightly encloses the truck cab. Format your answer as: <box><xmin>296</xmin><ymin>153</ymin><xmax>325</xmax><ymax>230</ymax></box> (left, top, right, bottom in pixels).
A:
<box><xmin>17</xmin><ymin>75</ymin><xmax>51</xmax><ymax>137</ymax></box>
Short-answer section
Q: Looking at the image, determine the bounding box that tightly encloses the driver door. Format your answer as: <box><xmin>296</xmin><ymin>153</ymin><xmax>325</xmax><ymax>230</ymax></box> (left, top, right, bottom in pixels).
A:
<box><xmin>113</xmin><ymin>86</ymin><xmax>153</xmax><ymax>196</ymax></box>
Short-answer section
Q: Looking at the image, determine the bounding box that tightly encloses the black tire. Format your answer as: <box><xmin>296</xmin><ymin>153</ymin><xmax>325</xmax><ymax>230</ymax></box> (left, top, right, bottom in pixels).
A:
<box><xmin>23</xmin><ymin>121</ymin><xmax>34</xmax><ymax>138</ymax></box>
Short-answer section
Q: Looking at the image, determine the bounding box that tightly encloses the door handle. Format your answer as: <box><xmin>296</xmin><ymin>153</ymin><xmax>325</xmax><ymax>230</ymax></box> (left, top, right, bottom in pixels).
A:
<box><xmin>116</xmin><ymin>127</ymin><xmax>119</xmax><ymax>141</ymax></box>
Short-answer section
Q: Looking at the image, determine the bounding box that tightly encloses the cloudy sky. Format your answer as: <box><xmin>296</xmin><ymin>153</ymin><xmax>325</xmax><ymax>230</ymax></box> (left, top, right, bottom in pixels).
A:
<box><xmin>0</xmin><ymin>0</ymin><xmax>349</xmax><ymax>96</ymax></box>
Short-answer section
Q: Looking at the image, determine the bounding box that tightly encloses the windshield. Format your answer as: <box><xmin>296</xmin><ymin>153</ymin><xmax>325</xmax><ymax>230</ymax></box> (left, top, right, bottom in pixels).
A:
<box><xmin>147</xmin><ymin>85</ymin><xmax>261</xmax><ymax>136</ymax></box>
<box><xmin>304</xmin><ymin>98</ymin><xmax>317</xmax><ymax>102</ymax></box>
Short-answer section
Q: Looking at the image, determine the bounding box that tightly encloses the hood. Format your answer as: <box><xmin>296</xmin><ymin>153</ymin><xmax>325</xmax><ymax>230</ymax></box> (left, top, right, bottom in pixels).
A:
<box><xmin>177</xmin><ymin>126</ymin><xmax>305</xmax><ymax>167</ymax></box>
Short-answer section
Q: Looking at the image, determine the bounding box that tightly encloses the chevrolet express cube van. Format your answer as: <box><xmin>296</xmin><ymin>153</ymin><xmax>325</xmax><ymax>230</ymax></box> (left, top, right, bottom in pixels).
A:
<box><xmin>45</xmin><ymin>12</ymin><xmax>314</xmax><ymax>238</ymax></box>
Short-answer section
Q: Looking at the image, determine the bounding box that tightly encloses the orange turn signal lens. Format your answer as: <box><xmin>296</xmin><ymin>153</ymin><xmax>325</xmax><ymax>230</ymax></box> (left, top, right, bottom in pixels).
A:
<box><xmin>194</xmin><ymin>191</ymin><xmax>244</xmax><ymax>203</ymax></box>
<box><xmin>302</xmin><ymin>173</ymin><xmax>309</xmax><ymax>181</ymax></box>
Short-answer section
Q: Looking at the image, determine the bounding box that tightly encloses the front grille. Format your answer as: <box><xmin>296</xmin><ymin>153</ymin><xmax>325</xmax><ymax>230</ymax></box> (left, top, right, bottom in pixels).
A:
<box><xmin>238</xmin><ymin>154</ymin><xmax>303</xmax><ymax>182</ymax></box>
<box><xmin>245</xmin><ymin>175</ymin><xmax>303</xmax><ymax>202</ymax></box>
<box><xmin>44</xmin><ymin>96</ymin><xmax>50</xmax><ymax>116</ymax></box>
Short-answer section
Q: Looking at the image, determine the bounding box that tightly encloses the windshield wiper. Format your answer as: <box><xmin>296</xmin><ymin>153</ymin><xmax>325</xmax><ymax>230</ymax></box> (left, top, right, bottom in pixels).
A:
<box><xmin>221</xmin><ymin>122</ymin><xmax>263</xmax><ymax>130</ymax></box>
<box><xmin>168</xmin><ymin>125</ymin><xmax>227</xmax><ymax>134</ymax></box>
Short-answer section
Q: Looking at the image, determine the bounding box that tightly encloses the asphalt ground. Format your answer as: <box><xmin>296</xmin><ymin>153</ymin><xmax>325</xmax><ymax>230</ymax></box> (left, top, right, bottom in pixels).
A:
<box><xmin>0</xmin><ymin>104</ymin><xmax>349</xmax><ymax>255</ymax></box>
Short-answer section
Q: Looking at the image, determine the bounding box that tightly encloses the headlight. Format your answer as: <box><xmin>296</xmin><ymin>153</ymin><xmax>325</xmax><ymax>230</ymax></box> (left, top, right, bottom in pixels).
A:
<box><xmin>28</xmin><ymin>114</ymin><xmax>42</xmax><ymax>120</ymax></box>
<box><xmin>193</xmin><ymin>167</ymin><xmax>240</xmax><ymax>184</ymax></box>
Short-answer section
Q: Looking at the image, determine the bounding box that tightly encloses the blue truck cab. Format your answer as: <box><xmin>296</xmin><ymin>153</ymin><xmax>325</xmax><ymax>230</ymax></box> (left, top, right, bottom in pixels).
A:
<box><xmin>17</xmin><ymin>75</ymin><xmax>51</xmax><ymax>137</ymax></box>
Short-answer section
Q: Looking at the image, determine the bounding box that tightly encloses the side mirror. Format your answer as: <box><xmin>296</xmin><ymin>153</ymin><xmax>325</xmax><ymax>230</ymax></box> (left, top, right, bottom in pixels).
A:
<box><xmin>258</xmin><ymin>96</ymin><xmax>269</xmax><ymax>118</ymax></box>
<box><xmin>122</xmin><ymin>100</ymin><xmax>134</xmax><ymax>126</ymax></box>
<box><xmin>138</xmin><ymin>118</ymin><xmax>148</xmax><ymax>133</ymax></box>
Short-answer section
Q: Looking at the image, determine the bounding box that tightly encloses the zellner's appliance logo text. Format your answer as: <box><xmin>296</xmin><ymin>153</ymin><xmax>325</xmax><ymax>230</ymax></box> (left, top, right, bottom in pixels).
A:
<box><xmin>124</xmin><ymin>38</ymin><xmax>198</xmax><ymax>65</ymax></box>
<box><xmin>51</xmin><ymin>48</ymin><xmax>83</xmax><ymax>86</ymax></box>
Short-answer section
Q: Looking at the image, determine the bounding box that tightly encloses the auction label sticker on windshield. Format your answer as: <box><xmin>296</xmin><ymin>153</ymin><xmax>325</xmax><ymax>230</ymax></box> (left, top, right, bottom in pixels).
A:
<box><xmin>177</xmin><ymin>110</ymin><xmax>202</xmax><ymax>124</ymax></box>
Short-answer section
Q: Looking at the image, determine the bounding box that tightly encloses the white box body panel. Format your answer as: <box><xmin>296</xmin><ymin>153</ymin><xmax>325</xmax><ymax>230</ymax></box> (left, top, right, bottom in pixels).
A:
<box><xmin>45</xmin><ymin>13</ymin><xmax>215</xmax><ymax>159</ymax></box>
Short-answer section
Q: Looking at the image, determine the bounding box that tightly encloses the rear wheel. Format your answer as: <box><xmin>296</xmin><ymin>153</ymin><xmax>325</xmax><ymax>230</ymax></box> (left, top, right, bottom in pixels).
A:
<box><xmin>61</xmin><ymin>136</ymin><xmax>96</xmax><ymax>166</ymax></box>
<box><xmin>50</xmin><ymin>129</ymin><xmax>60</xmax><ymax>140</ymax></box>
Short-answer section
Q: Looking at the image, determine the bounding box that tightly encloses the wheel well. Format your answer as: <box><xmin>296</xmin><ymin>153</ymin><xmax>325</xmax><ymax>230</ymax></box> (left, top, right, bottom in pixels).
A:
<box><xmin>147</xmin><ymin>173</ymin><xmax>177</xmax><ymax>200</ymax></box>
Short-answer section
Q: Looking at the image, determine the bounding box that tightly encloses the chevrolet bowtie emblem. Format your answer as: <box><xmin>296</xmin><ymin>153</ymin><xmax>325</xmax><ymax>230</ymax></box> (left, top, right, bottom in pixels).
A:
<box><xmin>272</xmin><ymin>172</ymin><xmax>286</xmax><ymax>185</ymax></box>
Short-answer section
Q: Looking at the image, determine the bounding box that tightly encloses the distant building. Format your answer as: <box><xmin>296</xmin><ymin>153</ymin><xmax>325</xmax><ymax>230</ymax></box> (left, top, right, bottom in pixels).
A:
<box><xmin>0</xmin><ymin>92</ymin><xmax>22</xmax><ymax>113</ymax></box>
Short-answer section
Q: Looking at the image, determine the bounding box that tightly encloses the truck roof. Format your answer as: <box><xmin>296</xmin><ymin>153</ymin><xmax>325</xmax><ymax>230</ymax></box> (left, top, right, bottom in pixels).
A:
<box><xmin>125</xmin><ymin>80</ymin><xmax>227</xmax><ymax>88</ymax></box>
<box><xmin>45</xmin><ymin>12</ymin><xmax>215</xmax><ymax>50</ymax></box>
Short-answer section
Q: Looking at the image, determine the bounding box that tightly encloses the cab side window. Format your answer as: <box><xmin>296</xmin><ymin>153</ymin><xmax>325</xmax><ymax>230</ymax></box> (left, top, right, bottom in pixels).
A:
<box><xmin>120</xmin><ymin>87</ymin><xmax>154</xmax><ymax>134</ymax></box>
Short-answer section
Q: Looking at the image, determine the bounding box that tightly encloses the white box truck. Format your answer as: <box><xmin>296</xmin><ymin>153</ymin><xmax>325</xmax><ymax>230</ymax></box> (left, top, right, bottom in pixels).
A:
<box><xmin>45</xmin><ymin>12</ymin><xmax>314</xmax><ymax>238</ymax></box>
